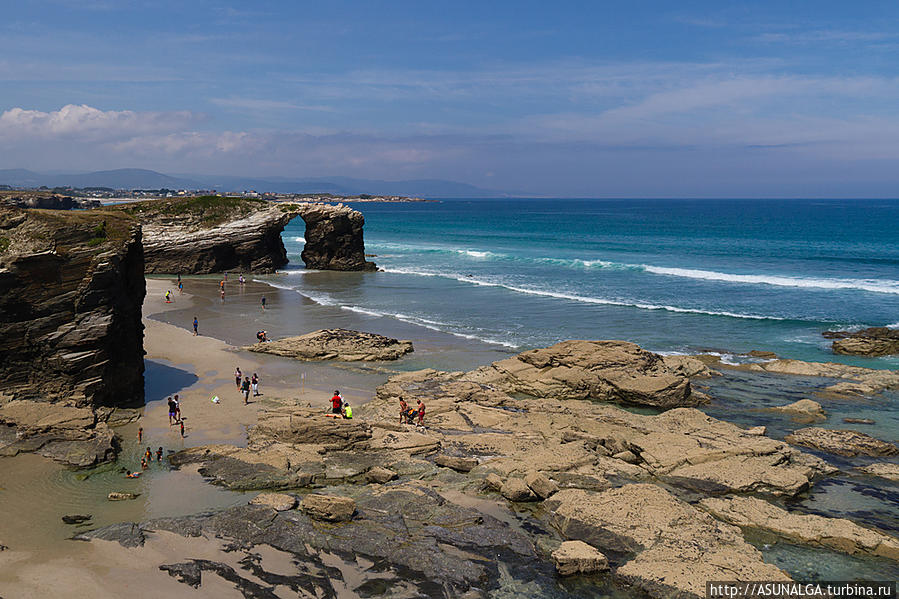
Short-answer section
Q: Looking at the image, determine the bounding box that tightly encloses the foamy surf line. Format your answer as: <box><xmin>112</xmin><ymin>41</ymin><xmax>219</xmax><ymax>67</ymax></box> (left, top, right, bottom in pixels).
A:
<box><xmin>252</xmin><ymin>277</ymin><xmax>519</xmax><ymax>348</ymax></box>
<box><xmin>380</xmin><ymin>267</ymin><xmax>788</xmax><ymax>321</ymax></box>
<box><xmin>642</xmin><ymin>266</ymin><xmax>899</xmax><ymax>295</ymax></box>
<box><xmin>369</xmin><ymin>241</ymin><xmax>899</xmax><ymax>294</ymax></box>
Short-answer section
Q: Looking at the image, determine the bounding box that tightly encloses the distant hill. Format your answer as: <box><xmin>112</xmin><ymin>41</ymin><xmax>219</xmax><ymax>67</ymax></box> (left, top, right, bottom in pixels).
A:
<box><xmin>0</xmin><ymin>168</ymin><xmax>510</xmax><ymax>198</ymax></box>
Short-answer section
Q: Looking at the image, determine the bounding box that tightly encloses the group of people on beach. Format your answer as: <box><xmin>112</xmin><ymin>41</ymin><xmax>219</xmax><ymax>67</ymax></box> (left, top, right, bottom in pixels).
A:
<box><xmin>166</xmin><ymin>395</ymin><xmax>186</xmax><ymax>437</ymax></box>
<box><xmin>330</xmin><ymin>390</ymin><xmax>353</xmax><ymax>419</ymax></box>
<box><xmin>128</xmin><ymin>423</ymin><xmax>173</xmax><ymax>477</ymax></box>
<box><xmin>218</xmin><ymin>272</ymin><xmax>250</xmax><ymax>302</ymax></box>
<box><xmin>235</xmin><ymin>367</ymin><xmax>260</xmax><ymax>404</ymax></box>
<box><xmin>399</xmin><ymin>398</ymin><xmax>426</xmax><ymax>426</ymax></box>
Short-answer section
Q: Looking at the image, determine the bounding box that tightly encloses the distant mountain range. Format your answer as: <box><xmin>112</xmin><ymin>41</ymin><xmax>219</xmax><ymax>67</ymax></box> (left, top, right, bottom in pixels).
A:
<box><xmin>0</xmin><ymin>168</ymin><xmax>511</xmax><ymax>198</ymax></box>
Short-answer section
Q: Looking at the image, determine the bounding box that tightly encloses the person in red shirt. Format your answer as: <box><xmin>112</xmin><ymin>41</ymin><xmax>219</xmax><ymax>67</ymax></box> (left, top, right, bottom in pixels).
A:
<box><xmin>416</xmin><ymin>399</ymin><xmax>425</xmax><ymax>426</ymax></box>
<box><xmin>331</xmin><ymin>390</ymin><xmax>343</xmax><ymax>415</ymax></box>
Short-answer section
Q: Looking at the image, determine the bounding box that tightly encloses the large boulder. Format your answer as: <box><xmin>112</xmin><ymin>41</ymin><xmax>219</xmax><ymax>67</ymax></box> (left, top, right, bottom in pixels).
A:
<box><xmin>463</xmin><ymin>340</ymin><xmax>705</xmax><ymax>408</ymax></box>
<box><xmin>700</xmin><ymin>496</ymin><xmax>899</xmax><ymax>560</ymax></box>
<box><xmin>246</xmin><ymin>328</ymin><xmax>413</xmax><ymax>362</ymax></box>
<box><xmin>525</xmin><ymin>471</ymin><xmax>559</xmax><ymax>499</ymax></box>
<box><xmin>546</xmin><ymin>485</ymin><xmax>789</xmax><ymax>598</ymax></box>
<box><xmin>551</xmin><ymin>540</ymin><xmax>609</xmax><ymax>576</ymax></box>
<box><xmin>434</xmin><ymin>454</ymin><xmax>478</xmax><ymax>472</ymax></box>
<box><xmin>767</xmin><ymin>399</ymin><xmax>826</xmax><ymax>422</ymax></box>
<box><xmin>785</xmin><ymin>427</ymin><xmax>898</xmax><ymax>457</ymax></box>
<box><xmin>300</xmin><ymin>493</ymin><xmax>356</xmax><ymax>522</ymax></box>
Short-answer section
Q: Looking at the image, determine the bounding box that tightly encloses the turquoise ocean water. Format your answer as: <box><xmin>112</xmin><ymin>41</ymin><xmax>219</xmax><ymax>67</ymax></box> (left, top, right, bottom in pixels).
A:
<box><xmin>277</xmin><ymin>198</ymin><xmax>899</xmax><ymax>582</ymax></box>
<box><xmin>280</xmin><ymin>198</ymin><xmax>899</xmax><ymax>368</ymax></box>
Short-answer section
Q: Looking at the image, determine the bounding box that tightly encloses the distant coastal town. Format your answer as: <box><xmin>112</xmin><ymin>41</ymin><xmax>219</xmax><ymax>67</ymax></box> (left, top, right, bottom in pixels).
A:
<box><xmin>0</xmin><ymin>184</ymin><xmax>430</xmax><ymax>206</ymax></box>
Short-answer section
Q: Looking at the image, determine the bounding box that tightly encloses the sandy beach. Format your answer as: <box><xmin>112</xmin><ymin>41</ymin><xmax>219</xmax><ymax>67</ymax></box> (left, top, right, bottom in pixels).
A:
<box><xmin>0</xmin><ymin>276</ymin><xmax>391</xmax><ymax>597</ymax></box>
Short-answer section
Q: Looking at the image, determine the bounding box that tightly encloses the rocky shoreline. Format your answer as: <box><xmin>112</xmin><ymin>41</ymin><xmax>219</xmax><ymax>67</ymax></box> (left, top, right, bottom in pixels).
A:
<box><xmin>76</xmin><ymin>339</ymin><xmax>899</xmax><ymax>598</ymax></box>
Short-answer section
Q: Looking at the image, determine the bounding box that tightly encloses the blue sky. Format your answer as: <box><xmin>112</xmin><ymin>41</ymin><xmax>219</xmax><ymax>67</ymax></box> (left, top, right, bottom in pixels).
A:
<box><xmin>2</xmin><ymin>0</ymin><xmax>898</xmax><ymax>196</ymax></box>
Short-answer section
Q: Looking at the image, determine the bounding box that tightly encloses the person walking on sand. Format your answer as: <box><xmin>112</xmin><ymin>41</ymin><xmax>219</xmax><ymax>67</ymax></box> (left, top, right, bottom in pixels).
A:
<box><xmin>173</xmin><ymin>394</ymin><xmax>181</xmax><ymax>422</ymax></box>
<box><xmin>251</xmin><ymin>373</ymin><xmax>259</xmax><ymax>396</ymax></box>
<box><xmin>235</xmin><ymin>367</ymin><xmax>242</xmax><ymax>389</ymax></box>
<box><xmin>167</xmin><ymin>397</ymin><xmax>177</xmax><ymax>425</ymax></box>
<box><xmin>261</xmin><ymin>295</ymin><xmax>266</xmax><ymax>310</ymax></box>
<box><xmin>331</xmin><ymin>390</ymin><xmax>343</xmax><ymax>415</ymax></box>
<box><xmin>241</xmin><ymin>376</ymin><xmax>251</xmax><ymax>405</ymax></box>
<box><xmin>416</xmin><ymin>399</ymin><xmax>426</xmax><ymax>426</ymax></box>
<box><xmin>178</xmin><ymin>281</ymin><xmax>183</xmax><ymax>295</ymax></box>
<box><xmin>193</xmin><ymin>316</ymin><xmax>199</xmax><ymax>336</ymax></box>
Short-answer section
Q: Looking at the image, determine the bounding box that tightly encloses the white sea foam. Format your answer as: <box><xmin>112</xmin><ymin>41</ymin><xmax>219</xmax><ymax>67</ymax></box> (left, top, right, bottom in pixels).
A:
<box><xmin>371</xmin><ymin>239</ymin><xmax>899</xmax><ymax>295</ymax></box>
<box><xmin>293</xmin><ymin>236</ymin><xmax>306</xmax><ymax>243</ymax></box>
<box><xmin>379</xmin><ymin>267</ymin><xmax>786</xmax><ymax>320</ymax></box>
<box><xmin>640</xmin><ymin>265</ymin><xmax>899</xmax><ymax>295</ymax></box>
<box><xmin>888</xmin><ymin>322</ymin><xmax>899</xmax><ymax>329</ymax></box>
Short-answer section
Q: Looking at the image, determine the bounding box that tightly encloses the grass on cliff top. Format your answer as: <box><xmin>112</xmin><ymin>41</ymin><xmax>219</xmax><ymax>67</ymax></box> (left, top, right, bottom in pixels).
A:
<box><xmin>114</xmin><ymin>195</ymin><xmax>269</xmax><ymax>226</ymax></box>
<box><xmin>0</xmin><ymin>206</ymin><xmax>134</xmax><ymax>256</ymax></box>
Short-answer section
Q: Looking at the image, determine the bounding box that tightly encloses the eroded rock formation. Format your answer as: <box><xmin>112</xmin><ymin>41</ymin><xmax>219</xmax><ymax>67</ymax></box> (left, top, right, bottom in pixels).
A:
<box><xmin>245</xmin><ymin>328</ymin><xmax>413</xmax><ymax>361</ymax></box>
<box><xmin>824</xmin><ymin>327</ymin><xmax>899</xmax><ymax>357</ymax></box>
<box><xmin>0</xmin><ymin>206</ymin><xmax>145</xmax><ymax>407</ymax></box>
<box><xmin>462</xmin><ymin>340</ymin><xmax>709</xmax><ymax>408</ymax></box>
<box><xmin>116</xmin><ymin>197</ymin><xmax>375</xmax><ymax>274</ymax></box>
<box><xmin>785</xmin><ymin>427</ymin><xmax>898</xmax><ymax>457</ymax></box>
<box><xmin>700</xmin><ymin>496</ymin><xmax>899</xmax><ymax>560</ymax></box>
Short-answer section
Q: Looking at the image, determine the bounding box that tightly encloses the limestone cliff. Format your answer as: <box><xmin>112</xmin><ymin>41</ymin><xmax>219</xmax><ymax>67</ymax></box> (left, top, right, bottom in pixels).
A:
<box><xmin>0</xmin><ymin>206</ymin><xmax>145</xmax><ymax>408</ymax></box>
<box><xmin>116</xmin><ymin>196</ymin><xmax>374</xmax><ymax>274</ymax></box>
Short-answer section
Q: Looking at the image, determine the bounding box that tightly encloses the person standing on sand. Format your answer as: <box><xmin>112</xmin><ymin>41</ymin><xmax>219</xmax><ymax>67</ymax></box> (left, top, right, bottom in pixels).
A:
<box><xmin>241</xmin><ymin>377</ymin><xmax>251</xmax><ymax>404</ymax></box>
<box><xmin>173</xmin><ymin>394</ymin><xmax>181</xmax><ymax>422</ymax></box>
<box><xmin>235</xmin><ymin>367</ymin><xmax>242</xmax><ymax>389</ymax></box>
<box><xmin>138</xmin><ymin>427</ymin><xmax>143</xmax><ymax>443</ymax></box>
<box><xmin>167</xmin><ymin>397</ymin><xmax>176</xmax><ymax>425</ymax></box>
<box><xmin>193</xmin><ymin>316</ymin><xmax>199</xmax><ymax>336</ymax></box>
<box><xmin>331</xmin><ymin>390</ymin><xmax>343</xmax><ymax>415</ymax></box>
<box><xmin>399</xmin><ymin>399</ymin><xmax>408</xmax><ymax>424</ymax></box>
<box><xmin>261</xmin><ymin>295</ymin><xmax>266</xmax><ymax>310</ymax></box>
<box><xmin>416</xmin><ymin>399</ymin><xmax>426</xmax><ymax>426</ymax></box>
<box><xmin>180</xmin><ymin>421</ymin><xmax>185</xmax><ymax>438</ymax></box>
<box><xmin>178</xmin><ymin>281</ymin><xmax>183</xmax><ymax>295</ymax></box>
<box><xmin>251</xmin><ymin>373</ymin><xmax>259</xmax><ymax>396</ymax></box>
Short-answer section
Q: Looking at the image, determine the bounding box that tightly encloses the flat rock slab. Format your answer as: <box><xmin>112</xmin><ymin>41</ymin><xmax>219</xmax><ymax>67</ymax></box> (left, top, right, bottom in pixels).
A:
<box><xmin>246</xmin><ymin>328</ymin><xmax>413</xmax><ymax>361</ymax></box>
<box><xmin>250</xmin><ymin>492</ymin><xmax>297</xmax><ymax>511</ymax></box>
<box><xmin>858</xmin><ymin>463</ymin><xmax>899</xmax><ymax>482</ymax></box>
<box><xmin>785</xmin><ymin>427</ymin><xmax>898</xmax><ymax>457</ymax></box>
<box><xmin>300</xmin><ymin>493</ymin><xmax>356</xmax><ymax>521</ymax></box>
<box><xmin>434</xmin><ymin>454</ymin><xmax>478</xmax><ymax>472</ymax></box>
<box><xmin>700</xmin><ymin>496</ymin><xmax>899</xmax><ymax>561</ymax></box>
<box><xmin>546</xmin><ymin>484</ymin><xmax>788</xmax><ymax>598</ymax></box>
<box><xmin>552</xmin><ymin>540</ymin><xmax>609</xmax><ymax>576</ymax></box>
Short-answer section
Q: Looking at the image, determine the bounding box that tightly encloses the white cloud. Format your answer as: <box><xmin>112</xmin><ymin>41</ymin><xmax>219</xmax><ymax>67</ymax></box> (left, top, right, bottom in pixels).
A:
<box><xmin>0</xmin><ymin>104</ymin><xmax>198</xmax><ymax>139</ymax></box>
